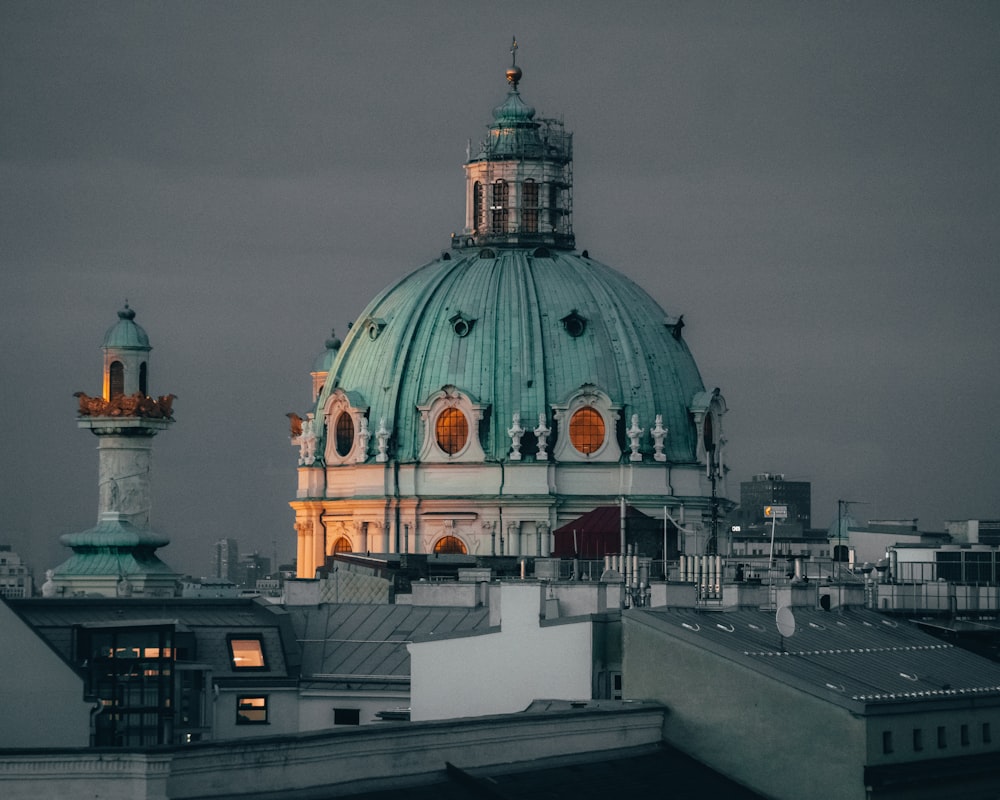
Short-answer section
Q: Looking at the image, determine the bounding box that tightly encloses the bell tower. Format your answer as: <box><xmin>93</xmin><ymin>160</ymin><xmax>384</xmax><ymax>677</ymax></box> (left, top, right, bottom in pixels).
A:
<box><xmin>50</xmin><ymin>305</ymin><xmax>179</xmax><ymax>597</ymax></box>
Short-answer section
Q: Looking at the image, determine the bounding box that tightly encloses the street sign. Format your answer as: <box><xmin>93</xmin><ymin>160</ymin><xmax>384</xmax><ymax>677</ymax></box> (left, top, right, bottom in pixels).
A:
<box><xmin>764</xmin><ymin>505</ymin><xmax>787</xmax><ymax>519</ymax></box>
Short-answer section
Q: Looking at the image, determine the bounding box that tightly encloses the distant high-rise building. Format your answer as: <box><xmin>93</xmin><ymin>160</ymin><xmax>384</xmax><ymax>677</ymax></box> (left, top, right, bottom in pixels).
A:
<box><xmin>739</xmin><ymin>473</ymin><xmax>811</xmax><ymax>529</ymax></box>
<box><xmin>239</xmin><ymin>552</ymin><xmax>270</xmax><ymax>588</ymax></box>
<box><xmin>0</xmin><ymin>546</ymin><xmax>33</xmax><ymax>598</ymax></box>
<box><xmin>212</xmin><ymin>538</ymin><xmax>239</xmax><ymax>582</ymax></box>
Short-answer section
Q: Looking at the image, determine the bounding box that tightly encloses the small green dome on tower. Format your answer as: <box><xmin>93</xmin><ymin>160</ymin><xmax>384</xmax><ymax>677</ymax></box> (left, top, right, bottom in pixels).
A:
<box><xmin>102</xmin><ymin>303</ymin><xmax>151</xmax><ymax>350</ymax></box>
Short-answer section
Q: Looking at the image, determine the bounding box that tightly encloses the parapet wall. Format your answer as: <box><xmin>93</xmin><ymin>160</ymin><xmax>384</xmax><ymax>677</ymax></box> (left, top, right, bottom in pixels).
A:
<box><xmin>0</xmin><ymin>703</ymin><xmax>666</xmax><ymax>800</ymax></box>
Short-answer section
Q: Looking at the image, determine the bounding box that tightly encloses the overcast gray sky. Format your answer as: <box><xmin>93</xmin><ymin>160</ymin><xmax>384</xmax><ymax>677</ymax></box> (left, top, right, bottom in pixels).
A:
<box><xmin>2</xmin><ymin>1</ymin><xmax>998</xmax><ymax>577</ymax></box>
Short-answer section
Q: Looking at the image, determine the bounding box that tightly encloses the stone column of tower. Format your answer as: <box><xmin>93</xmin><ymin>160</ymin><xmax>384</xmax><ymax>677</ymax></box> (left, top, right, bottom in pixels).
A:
<box><xmin>50</xmin><ymin>305</ymin><xmax>179</xmax><ymax>598</ymax></box>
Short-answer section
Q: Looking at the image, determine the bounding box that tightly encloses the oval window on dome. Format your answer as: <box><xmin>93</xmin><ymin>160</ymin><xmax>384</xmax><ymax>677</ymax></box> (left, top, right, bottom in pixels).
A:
<box><xmin>569</xmin><ymin>407</ymin><xmax>605</xmax><ymax>455</ymax></box>
<box><xmin>335</xmin><ymin>412</ymin><xmax>355</xmax><ymax>457</ymax></box>
<box><xmin>435</xmin><ymin>407</ymin><xmax>469</xmax><ymax>455</ymax></box>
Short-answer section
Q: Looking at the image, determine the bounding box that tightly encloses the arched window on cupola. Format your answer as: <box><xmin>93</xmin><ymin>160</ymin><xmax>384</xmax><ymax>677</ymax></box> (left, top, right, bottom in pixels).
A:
<box><xmin>490</xmin><ymin>180</ymin><xmax>509</xmax><ymax>234</ymax></box>
<box><xmin>333</xmin><ymin>537</ymin><xmax>352</xmax><ymax>553</ymax></box>
<box><xmin>472</xmin><ymin>181</ymin><xmax>483</xmax><ymax>233</ymax></box>
<box><xmin>109</xmin><ymin>361</ymin><xmax>125</xmax><ymax>398</ymax></box>
<box><xmin>522</xmin><ymin>179</ymin><xmax>538</xmax><ymax>233</ymax></box>
<box><xmin>139</xmin><ymin>362</ymin><xmax>148</xmax><ymax>395</ymax></box>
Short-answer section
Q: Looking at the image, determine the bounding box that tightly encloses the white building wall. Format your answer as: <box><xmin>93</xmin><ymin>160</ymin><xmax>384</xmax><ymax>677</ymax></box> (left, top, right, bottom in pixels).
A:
<box><xmin>408</xmin><ymin>582</ymin><xmax>593</xmax><ymax>721</ymax></box>
<box><xmin>0</xmin><ymin>600</ymin><xmax>91</xmax><ymax>747</ymax></box>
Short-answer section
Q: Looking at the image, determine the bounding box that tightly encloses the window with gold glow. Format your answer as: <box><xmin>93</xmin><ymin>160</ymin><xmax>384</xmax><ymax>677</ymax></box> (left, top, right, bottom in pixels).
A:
<box><xmin>333</xmin><ymin>537</ymin><xmax>352</xmax><ymax>553</ymax></box>
<box><xmin>227</xmin><ymin>636</ymin><xmax>267</xmax><ymax>670</ymax></box>
<box><xmin>236</xmin><ymin>696</ymin><xmax>268</xmax><ymax>724</ymax></box>
<box><xmin>335</xmin><ymin>412</ymin><xmax>355</xmax><ymax>457</ymax></box>
<box><xmin>569</xmin><ymin>407</ymin><xmax>605</xmax><ymax>455</ymax></box>
<box><xmin>434</xmin><ymin>535</ymin><xmax>467</xmax><ymax>555</ymax></box>
<box><xmin>435</xmin><ymin>408</ymin><xmax>469</xmax><ymax>455</ymax></box>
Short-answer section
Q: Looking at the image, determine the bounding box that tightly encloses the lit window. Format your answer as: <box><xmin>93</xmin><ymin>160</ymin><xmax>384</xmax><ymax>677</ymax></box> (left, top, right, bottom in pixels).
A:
<box><xmin>435</xmin><ymin>408</ymin><xmax>469</xmax><ymax>455</ymax></box>
<box><xmin>333</xmin><ymin>537</ymin><xmax>352</xmax><ymax>553</ymax></box>
<box><xmin>434</xmin><ymin>535</ymin><xmax>467</xmax><ymax>555</ymax></box>
<box><xmin>335</xmin><ymin>412</ymin><xmax>355</xmax><ymax>457</ymax></box>
<box><xmin>237</xmin><ymin>696</ymin><xmax>268</xmax><ymax>725</ymax></box>
<box><xmin>569</xmin><ymin>407</ymin><xmax>605</xmax><ymax>454</ymax></box>
<box><xmin>228</xmin><ymin>636</ymin><xmax>267</xmax><ymax>670</ymax></box>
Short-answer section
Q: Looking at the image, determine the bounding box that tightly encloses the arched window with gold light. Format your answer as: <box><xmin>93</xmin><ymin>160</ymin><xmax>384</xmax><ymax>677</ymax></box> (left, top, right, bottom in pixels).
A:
<box><xmin>434</xmin><ymin>535</ymin><xmax>467</xmax><ymax>555</ymax></box>
<box><xmin>435</xmin><ymin>407</ymin><xmax>469</xmax><ymax>455</ymax></box>
<box><xmin>551</xmin><ymin>385</ymin><xmax>622</xmax><ymax>463</ymax></box>
<box><xmin>569</xmin><ymin>406</ymin><xmax>605</xmax><ymax>455</ymax></box>
<box><xmin>333</xmin><ymin>537</ymin><xmax>352</xmax><ymax>554</ymax></box>
<box><xmin>417</xmin><ymin>385</ymin><xmax>487</xmax><ymax>463</ymax></box>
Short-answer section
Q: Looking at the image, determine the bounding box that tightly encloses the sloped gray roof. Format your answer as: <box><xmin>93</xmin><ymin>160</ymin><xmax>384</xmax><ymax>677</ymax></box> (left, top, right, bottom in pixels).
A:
<box><xmin>627</xmin><ymin>606</ymin><xmax>1000</xmax><ymax>713</ymax></box>
<box><xmin>289</xmin><ymin>603</ymin><xmax>491</xmax><ymax>689</ymax></box>
<box><xmin>11</xmin><ymin>597</ymin><xmax>299</xmax><ymax>683</ymax></box>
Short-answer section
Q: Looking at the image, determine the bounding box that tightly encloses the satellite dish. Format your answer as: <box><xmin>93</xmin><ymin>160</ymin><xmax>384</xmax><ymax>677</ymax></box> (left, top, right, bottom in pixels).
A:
<box><xmin>776</xmin><ymin>606</ymin><xmax>796</xmax><ymax>639</ymax></box>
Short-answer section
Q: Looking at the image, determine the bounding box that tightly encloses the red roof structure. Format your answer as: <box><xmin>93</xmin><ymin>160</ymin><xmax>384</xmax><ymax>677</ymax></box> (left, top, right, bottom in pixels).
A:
<box><xmin>553</xmin><ymin>505</ymin><xmax>673</xmax><ymax>559</ymax></box>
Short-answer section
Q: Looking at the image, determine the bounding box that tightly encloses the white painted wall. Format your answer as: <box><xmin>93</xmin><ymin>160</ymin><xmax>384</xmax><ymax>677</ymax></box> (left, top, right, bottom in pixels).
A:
<box><xmin>408</xmin><ymin>582</ymin><xmax>594</xmax><ymax>721</ymax></box>
<box><xmin>0</xmin><ymin>600</ymin><xmax>91</xmax><ymax>747</ymax></box>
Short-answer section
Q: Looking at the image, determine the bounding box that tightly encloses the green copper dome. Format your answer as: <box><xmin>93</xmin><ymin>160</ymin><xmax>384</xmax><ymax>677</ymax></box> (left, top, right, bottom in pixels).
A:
<box><xmin>102</xmin><ymin>303</ymin><xmax>151</xmax><ymax>350</ymax></box>
<box><xmin>317</xmin><ymin>248</ymin><xmax>705</xmax><ymax>463</ymax></box>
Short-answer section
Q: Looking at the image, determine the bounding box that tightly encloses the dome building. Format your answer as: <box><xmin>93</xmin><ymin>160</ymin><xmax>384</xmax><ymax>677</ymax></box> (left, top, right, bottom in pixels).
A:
<box><xmin>291</xmin><ymin>51</ymin><xmax>730</xmax><ymax>578</ymax></box>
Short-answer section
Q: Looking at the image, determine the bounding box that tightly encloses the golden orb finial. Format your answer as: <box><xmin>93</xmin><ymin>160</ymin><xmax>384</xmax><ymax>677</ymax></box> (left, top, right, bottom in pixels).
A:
<box><xmin>506</xmin><ymin>36</ymin><xmax>522</xmax><ymax>88</ymax></box>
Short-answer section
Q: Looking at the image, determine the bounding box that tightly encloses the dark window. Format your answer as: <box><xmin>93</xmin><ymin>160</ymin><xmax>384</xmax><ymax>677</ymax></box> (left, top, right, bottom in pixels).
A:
<box><xmin>961</xmin><ymin>724</ymin><xmax>970</xmax><ymax>746</ymax></box>
<box><xmin>491</xmin><ymin>180</ymin><xmax>508</xmax><ymax>233</ymax></box>
<box><xmin>522</xmin><ymin>179</ymin><xmax>538</xmax><ymax>233</ymax></box>
<box><xmin>335</xmin><ymin>412</ymin><xmax>355</xmax><ymax>457</ymax></box>
<box><xmin>936</xmin><ymin>551</ymin><xmax>961</xmax><ymax>582</ymax></box>
<box><xmin>435</xmin><ymin>408</ymin><xmax>469</xmax><ymax>455</ymax></box>
<box><xmin>984</xmin><ymin>722</ymin><xmax>992</xmax><ymax>744</ymax></box>
<box><xmin>472</xmin><ymin>181</ymin><xmax>482</xmax><ymax>232</ymax></box>
<box><xmin>882</xmin><ymin>731</ymin><xmax>893</xmax><ymax>754</ymax></box>
<box><xmin>227</xmin><ymin>636</ymin><xmax>268</xmax><ymax>671</ymax></box>
<box><xmin>109</xmin><ymin>361</ymin><xmax>125</xmax><ymax>398</ymax></box>
<box><xmin>334</xmin><ymin>708</ymin><xmax>360</xmax><ymax>726</ymax></box>
<box><xmin>937</xmin><ymin>726</ymin><xmax>947</xmax><ymax>748</ymax></box>
<box><xmin>913</xmin><ymin>728</ymin><xmax>923</xmax><ymax>752</ymax></box>
<box><xmin>237</xmin><ymin>696</ymin><xmax>268</xmax><ymax>724</ymax></box>
<box><xmin>965</xmin><ymin>551</ymin><xmax>993</xmax><ymax>583</ymax></box>
<box><xmin>139</xmin><ymin>362</ymin><xmax>148</xmax><ymax>395</ymax></box>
